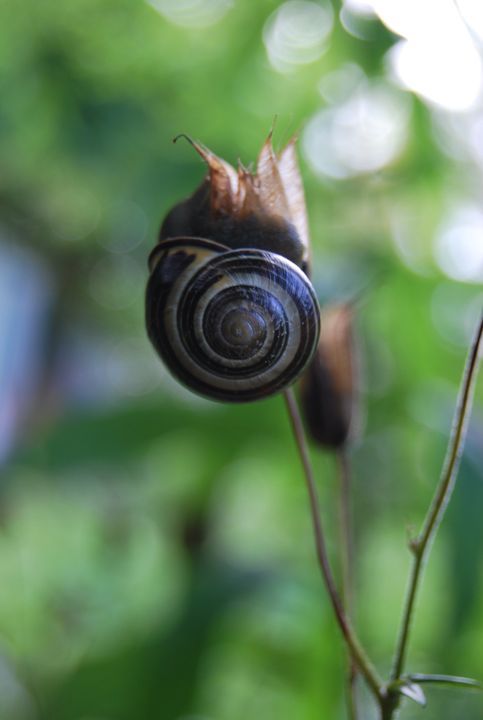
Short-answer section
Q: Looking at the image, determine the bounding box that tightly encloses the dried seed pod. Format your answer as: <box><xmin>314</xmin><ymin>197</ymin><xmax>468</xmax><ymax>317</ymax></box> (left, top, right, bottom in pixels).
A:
<box><xmin>159</xmin><ymin>134</ymin><xmax>311</xmax><ymax>273</ymax></box>
<box><xmin>146</xmin><ymin>135</ymin><xmax>320</xmax><ymax>403</ymax></box>
<box><xmin>299</xmin><ymin>303</ymin><xmax>357</xmax><ymax>449</ymax></box>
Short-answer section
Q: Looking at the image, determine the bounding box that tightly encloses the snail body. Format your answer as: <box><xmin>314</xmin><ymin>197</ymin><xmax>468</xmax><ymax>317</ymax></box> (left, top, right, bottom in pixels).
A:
<box><xmin>146</xmin><ymin>135</ymin><xmax>321</xmax><ymax>403</ymax></box>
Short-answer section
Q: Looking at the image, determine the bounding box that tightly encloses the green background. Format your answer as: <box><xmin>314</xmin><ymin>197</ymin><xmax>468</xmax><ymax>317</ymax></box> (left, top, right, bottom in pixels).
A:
<box><xmin>0</xmin><ymin>1</ymin><xmax>482</xmax><ymax>718</ymax></box>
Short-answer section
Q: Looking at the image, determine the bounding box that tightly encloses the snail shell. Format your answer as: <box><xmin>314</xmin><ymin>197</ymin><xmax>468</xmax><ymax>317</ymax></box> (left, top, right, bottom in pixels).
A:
<box><xmin>146</xmin><ymin>237</ymin><xmax>320</xmax><ymax>402</ymax></box>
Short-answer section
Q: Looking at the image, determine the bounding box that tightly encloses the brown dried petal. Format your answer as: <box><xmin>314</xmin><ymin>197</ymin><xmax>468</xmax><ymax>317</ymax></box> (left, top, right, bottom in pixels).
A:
<box><xmin>256</xmin><ymin>134</ymin><xmax>291</xmax><ymax>218</ymax></box>
<box><xmin>278</xmin><ymin>137</ymin><xmax>310</xmax><ymax>266</ymax></box>
<box><xmin>176</xmin><ymin>135</ymin><xmax>239</xmax><ymax>214</ymax></box>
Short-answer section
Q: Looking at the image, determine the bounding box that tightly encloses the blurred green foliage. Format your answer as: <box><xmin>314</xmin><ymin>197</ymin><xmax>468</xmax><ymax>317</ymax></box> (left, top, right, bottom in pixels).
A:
<box><xmin>0</xmin><ymin>1</ymin><xmax>482</xmax><ymax>719</ymax></box>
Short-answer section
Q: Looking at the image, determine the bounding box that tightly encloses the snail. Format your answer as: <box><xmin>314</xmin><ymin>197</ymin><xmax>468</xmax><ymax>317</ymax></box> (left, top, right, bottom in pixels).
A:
<box><xmin>146</xmin><ymin>134</ymin><xmax>321</xmax><ymax>402</ymax></box>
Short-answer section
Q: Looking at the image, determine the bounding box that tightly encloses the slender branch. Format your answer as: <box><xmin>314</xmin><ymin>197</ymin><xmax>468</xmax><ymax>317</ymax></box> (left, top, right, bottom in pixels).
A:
<box><xmin>337</xmin><ymin>450</ymin><xmax>359</xmax><ymax>720</ymax></box>
<box><xmin>389</xmin><ymin>551</ymin><xmax>422</xmax><ymax>682</ymax></box>
<box><xmin>283</xmin><ymin>388</ymin><xmax>383</xmax><ymax>701</ymax></box>
<box><xmin>390</xmin><ymin>314</ymin><xmax>483</xmax><ymax>682</ymax></box>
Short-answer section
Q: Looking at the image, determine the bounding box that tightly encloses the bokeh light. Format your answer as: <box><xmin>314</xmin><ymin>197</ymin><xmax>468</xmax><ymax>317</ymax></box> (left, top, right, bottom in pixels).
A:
<box><xmin>343</xmin><ymin>0</ymin><xmax>375</xmax><ymax>15</ymax></box>
<box><xmin>435</xmin><ymin>205</ymin><xmax>483</xmax><ymax>283</ymax></box>
<box><xmin>431</xmin><ymin>283</ymin><xmax>483</xmax><ymax>347</ymax></box>
<box><xmin>388</xmin><ymin>36</ymin><xmax>482</xmax><ymax>112</ymax></box>
<box><xmin>372</xmin><ymin>0</ymin><xmax>482</xmax><ymax>110</ymax></box>
<box><xmin>458</xmin><ymin>0</ymin><xmax>483</xmax><ymax>42</ymax></box>
<box><xmin>263</xmin><ymin>0</ymin><xmax>333</xmax><ymax>73</ymax></box>
<box><xmin>147</xmin><ymin>0</ymin><xmax>234</xmax><ymax>28</ymax></box>
<box><xmin>303</xmin><ymin>78</ymin><xmax>409</xmax><ymax>178</ymax></box>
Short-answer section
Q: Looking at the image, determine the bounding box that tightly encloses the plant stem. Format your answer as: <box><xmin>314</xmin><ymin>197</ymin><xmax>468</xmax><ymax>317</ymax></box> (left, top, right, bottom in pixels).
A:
<box><xmin>337</xmin><ymin>450</ymin><xmax>359</xmax><ymax>720</ymax></box>
<box><xmin>283</xmin><ymin>388</ymin><xmax>383</xmax><ymax>701</ymax></box>
<box><xmin>379</xmin><ymin>695</ymin><xmax>399</xmax><ymax>720</ymax></box>
<box><xmin>390</xmin><ymin>314</ymin><xmax>483</xmax><ymax>682</ymax></box>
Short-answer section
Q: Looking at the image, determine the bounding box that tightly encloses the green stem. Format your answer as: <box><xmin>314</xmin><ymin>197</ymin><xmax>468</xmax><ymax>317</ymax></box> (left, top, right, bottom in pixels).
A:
<box><xmin>337</xmin><ymin>450</ymin><xmax>359</xmax><ymax>720</ymax></box>
<box><xmin>283</xmin><ymin>389</ymin><xmax>383</xmax><ymax>701</ymax></box>
<box><xmin>391</xmin><ymin>314</ymin><xmax>483</xmax><ymax>682</ymax></box>
<box><xmin>379</xmin><ymin>695</ymin><xmax>399</xmax><ymax>720</ymax></box>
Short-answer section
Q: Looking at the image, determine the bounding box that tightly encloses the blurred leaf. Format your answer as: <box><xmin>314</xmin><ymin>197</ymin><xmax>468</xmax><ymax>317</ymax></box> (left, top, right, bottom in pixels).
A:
<box><xmin>38</xmin><ymin>558</ymin><xmax>269</xmax><ymax>720</ymax></box>
<box><xmin>393</xmin><ymin>680</ymin><xmax>427</xmax><ymax>707</ymax></box>
<box><xmin>407</xmin><ymin>674</ymin><xmax>482</xmax><ymax>691</ymax></box>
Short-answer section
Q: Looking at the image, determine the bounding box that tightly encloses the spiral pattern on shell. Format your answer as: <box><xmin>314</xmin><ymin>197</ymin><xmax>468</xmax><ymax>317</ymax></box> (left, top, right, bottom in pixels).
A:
<box><xmin>146</xmin><ymin>237</ymin><xmax>320</xmax><ymax>402</ymax></box>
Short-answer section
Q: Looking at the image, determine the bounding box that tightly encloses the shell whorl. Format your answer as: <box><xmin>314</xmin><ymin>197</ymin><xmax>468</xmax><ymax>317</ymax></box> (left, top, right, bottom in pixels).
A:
<box><xmin>146</xmin><ymin>237</ymin><xmax>320</xmax><ymax>402</ymax></box>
